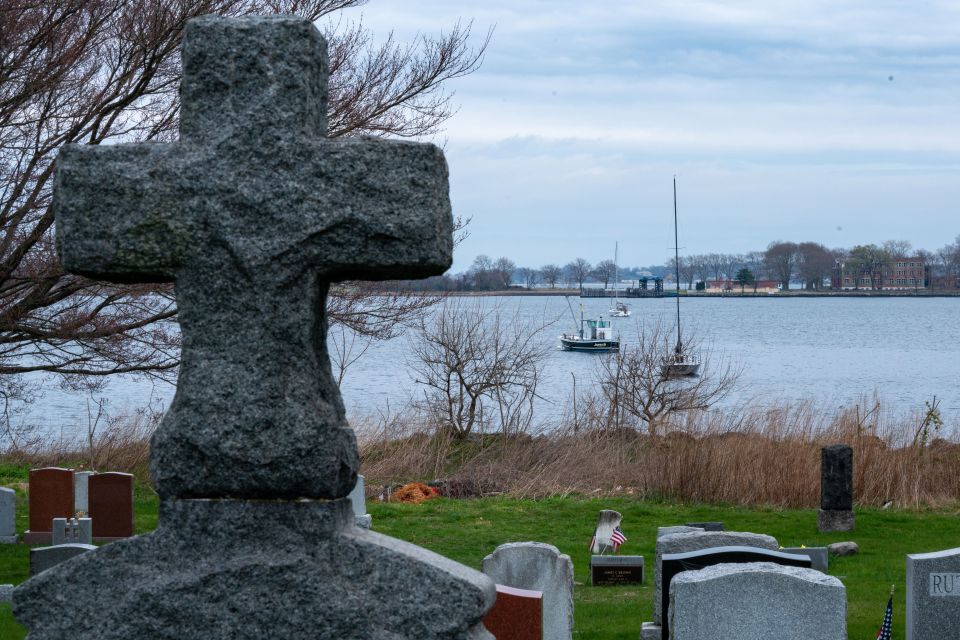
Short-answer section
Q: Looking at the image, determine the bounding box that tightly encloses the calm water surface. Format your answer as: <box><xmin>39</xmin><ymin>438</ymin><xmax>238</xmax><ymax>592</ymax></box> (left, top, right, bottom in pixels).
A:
<box><xmin>19</xmin><ymin>296</ymin><xmax>960</xmax><ymax>436</ymax></box>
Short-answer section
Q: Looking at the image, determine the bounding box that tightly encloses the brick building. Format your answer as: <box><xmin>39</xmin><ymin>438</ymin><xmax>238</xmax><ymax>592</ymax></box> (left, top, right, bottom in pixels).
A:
<box><xmin>833</xmin><ymin>257</ymin><xmax>927</xmax><ymax>290</ymax></box>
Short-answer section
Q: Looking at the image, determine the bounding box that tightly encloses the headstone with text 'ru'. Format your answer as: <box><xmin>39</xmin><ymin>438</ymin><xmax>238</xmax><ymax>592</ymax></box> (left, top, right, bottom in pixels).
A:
<box><xmin>14</xmin><ymin>15</ymin><xmax>493</xmax><ymax>640</ymax></box>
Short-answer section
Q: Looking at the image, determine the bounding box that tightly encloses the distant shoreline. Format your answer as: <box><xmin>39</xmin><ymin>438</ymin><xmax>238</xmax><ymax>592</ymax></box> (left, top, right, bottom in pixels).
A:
<box><xmin>443</xmin><ymin>289</ymin><xmax>960</xmax><ymax>298</ymax></box>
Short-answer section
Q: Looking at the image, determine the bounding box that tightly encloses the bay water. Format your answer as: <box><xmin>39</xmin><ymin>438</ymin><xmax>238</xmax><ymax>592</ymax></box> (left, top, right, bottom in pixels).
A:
<box><xmin>17</xmin><ymin>295</ymin><xmax>960</xmax><ymax>438</ymax></box>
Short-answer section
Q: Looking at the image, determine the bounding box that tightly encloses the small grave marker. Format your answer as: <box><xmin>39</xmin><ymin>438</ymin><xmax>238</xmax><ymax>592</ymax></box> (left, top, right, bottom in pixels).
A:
<box><xmin>29</xmin><ymin>543</ymin><xmax>97</xmax><ymax>576</ymax></box>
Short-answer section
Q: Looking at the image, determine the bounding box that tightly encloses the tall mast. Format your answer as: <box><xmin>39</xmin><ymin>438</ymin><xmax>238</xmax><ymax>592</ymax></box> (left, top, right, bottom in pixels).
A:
<box><xmin>673</xmin><ymin>176</ymin><xmax>682</xmax><ymax>354</ymax></box>
<box><xmin>614</xmin><ymin>242</ymin><xmax>619</xmax><ymax>304</ymax></box>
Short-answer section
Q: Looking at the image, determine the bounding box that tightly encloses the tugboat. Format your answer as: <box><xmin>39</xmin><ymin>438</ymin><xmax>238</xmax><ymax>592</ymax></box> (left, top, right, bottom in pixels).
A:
<box><xmin>560</xmin><ymin>300</ymin><xmax>620</xmax><ymax>352</ymax></box>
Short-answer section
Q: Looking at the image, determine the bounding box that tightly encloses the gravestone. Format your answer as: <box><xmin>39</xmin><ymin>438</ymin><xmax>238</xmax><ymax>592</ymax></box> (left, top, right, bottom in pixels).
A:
<box><xmin>483</xmin><ymin>585</ymin><xmax>543</xmax><ymax>640</ymax></box>
<box><xmin>782</xmin><ymin>546</ymin><xmax>829</xmax><ymax>572</ymax></box>
<box><xmin>906</xmin><ymin>547</ymin><xmax>960</xmax><ymax>640</ymax></box>
<box><xmin>0</xmin><ymin>584</ymin><xmax>12</xmax><ymax>603</ymax></box>
<box><xmin>590</xmin><ymin>555</ymin><xmax>644</xmax><ymax>586</ymax></box>
<box><xmin>29</xmin><ymin>543</ymin><xmax>97</xmax><ymax>576</ymax></box>
<box><xmin>659</xmin><ymin>546</ymin><xmax>812</xmax><ymax>639</ymax></box>
<box><xmin>684</xmin><ymin>521</ymin><xmax>723</xmax><ymax>532</ymax></box>
<box><xmin>589</xmin><ymin>510</ymin><xmax>622</xmax><ymax>554</ymax></box>
<box><xmin>348</xmin><ymin>474</ymin><xmax>372</xmax><ymax>529</ymax></box>
<box><xmin>651</xmin><ymin>531</ymin><xmax>779</xmax><ymax>629</ymax></box>
<box><xmin>24</xmin><ymin>468</ymin><xmax>74</xmax><ymax>544</ymax></box>
<box><xmin>483</xmin><ymin>542</ymin><xmax>573</xmax><ymax>640</ymax></box>
<box><xmin>668</xmin><ymin>562</ymin><xmax>846</xmax><ymax>640</ymax></box>
<box><xmin>818</xmin><ymin>444</ymin><xmax>854</xmax><ymax>532</ymax></box>
<box><xmin>52</xmin><ymin>517</ymin><xmax>93</xmax><ymax>546</ymax></box>
<box><xmin>13</xmin><ymin>15</ymin><xmax>493</xmax><ymax>640</ymax></box>
<box><xmin>74</xmin><ymin>470</ymin><xmax>93</xmax><ymax>513</ymax></box>
<box><xmin>88</xmin><ymin>472</ymin><xmax>134</xmax><ymax>539</ymax></box>
<box><xmin>656</xmin><ymin>526</ymin><xmax>703</xmax><ymax>539</ymax></box>
<box><xmin>0</xmin><ymin>487</ymin><xmax>16</xmax><ymax>543</ymax></box>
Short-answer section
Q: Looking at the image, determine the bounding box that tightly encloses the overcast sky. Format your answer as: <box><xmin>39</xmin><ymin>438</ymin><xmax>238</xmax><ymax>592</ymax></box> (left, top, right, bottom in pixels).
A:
<box><xmin>353</xmin><ymin>1</ymin><xmax>960</xmax><ymax>272</ymax></box>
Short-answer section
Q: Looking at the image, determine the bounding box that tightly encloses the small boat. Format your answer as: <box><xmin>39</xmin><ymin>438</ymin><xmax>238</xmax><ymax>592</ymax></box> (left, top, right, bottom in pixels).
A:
<box><xmin>608</xmin><ymin>242</ymin><xmax>632</xmax><ymax>317</ymax></box>
<box><xmin>662</xmin><ymin>177</ymin><xmax>700</xmax><ymax>377</ymax></box>
<box><xmin>561</xmin><ymin>300</ymin><xmax>619</xmax><ymax>352</ymax></box>
<box><xmin>610</xmin><ymin>300</ymin><xmax>631</xmax><ymax>318</ymax></box>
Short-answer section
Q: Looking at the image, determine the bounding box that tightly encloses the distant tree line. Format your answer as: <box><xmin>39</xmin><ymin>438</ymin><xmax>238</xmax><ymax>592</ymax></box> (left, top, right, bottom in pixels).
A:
<box><xmin>399</xmin><ymin>235</ymin><xmax>960</xmax><ymax>293</ymax></box>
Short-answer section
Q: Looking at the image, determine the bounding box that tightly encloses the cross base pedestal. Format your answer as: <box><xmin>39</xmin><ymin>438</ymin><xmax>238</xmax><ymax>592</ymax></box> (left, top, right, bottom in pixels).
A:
<box><xmin>14</xmin><ymin>499</ymin><xmax>494</xmax><ymax>639</ymax></box>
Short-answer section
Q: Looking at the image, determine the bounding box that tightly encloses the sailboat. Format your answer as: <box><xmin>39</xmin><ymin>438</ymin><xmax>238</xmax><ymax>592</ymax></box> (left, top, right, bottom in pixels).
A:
<box><xmin>610</xmin><ymin>242</ymin><xmax>630</xmax><ymax>318</ymax></box>
<box><xmin>609</xmin><ymin>242</ymin><xmax>631</xmax><ymax>317</ymax></box>
<box><xmin>662</xmin><ymin>177</ymin><xmax>700</xmax><ymax>377</ymax></box>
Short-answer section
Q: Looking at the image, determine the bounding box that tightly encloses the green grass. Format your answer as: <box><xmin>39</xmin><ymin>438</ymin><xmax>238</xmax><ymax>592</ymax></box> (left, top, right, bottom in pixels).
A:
<box><xmin>1</xmin><ymin>482</ymin><xmax>958</xmax><ymax>638</ymax></box>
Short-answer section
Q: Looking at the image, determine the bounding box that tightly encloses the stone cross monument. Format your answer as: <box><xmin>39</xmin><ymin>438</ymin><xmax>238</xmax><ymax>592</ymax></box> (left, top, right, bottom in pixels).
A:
<box><xmin>15</xmin><ymin>15</ymin><xmax>493</xmax><ymax>639</ymax></box>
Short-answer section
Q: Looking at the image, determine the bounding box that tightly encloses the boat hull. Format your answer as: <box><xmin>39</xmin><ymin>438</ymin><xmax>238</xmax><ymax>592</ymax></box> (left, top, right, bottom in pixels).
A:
<box><xmin>661</xmin><ymin>362</ymin><xmax>700</xmax><ymax>376</ymax></box>
<box><xmin>560</xmin><ymin>337</ymin><xmax>620</xmax><ymax>352</ymax></box>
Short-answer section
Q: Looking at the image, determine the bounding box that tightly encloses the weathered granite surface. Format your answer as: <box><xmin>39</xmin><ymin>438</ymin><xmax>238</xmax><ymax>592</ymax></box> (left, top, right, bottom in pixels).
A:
<box><xmin>669</xmin><ymin>562</ymin><xmax>846</xmax><ymax>640</ymax></box>
<box><xmin>483</xmin><ymin>542</ymin><xmax>574</xmax><ymax>640</ymax></box>
<box><xmin>820</xmin><ymin>445</ymin><xmax>853</xmax><ymax>511</ymax></box>
<box><xmin>818</xmin><ymin>508</ymin><xmax>855</xmax><ymax>532</ymax></box>
<box><xmin>15</xmin><ymin>15</ymin><xmax>489</xmax><ymax>640</ymax></box>
<box><xmin>54</xmin><ymin>15</ymin><xmax>452</xmax><ymax>500</ymax></box>
<box><xmin>0</xmin><ymin>487</ymin><xmax>15</xmax><ymax>543</ymax></box>
<box><xmin>656</xmin><ymin>526</ymin><xmax>704</xmax><ymax>539</ymax></box>
<box><xmin>828</xmin><ymin>541</ymin><xmax>859</xmax><ymax>557</ymax></box>
<box><xmin>781</xmin><ymin>546</ymin><xmax>829</xmax><ymax>572</ymax></box>
<box><xmin>16</xmin><ymin>499</ymin><xmax>494</xmax><ymax>639</ymax></box>
<box><xmin>653</xmin><ymin>531</ymin><xmax>779</xmax><ymax>625</ymax></box>
<box><xmin>29</xmin><ymin>543</ymin><xmax>97</xmax><ymax>576</ymax></box>
<box><xmin>906</xmin><ymin>546</ymin><xmax>960</xmax><ymax>640</ymax></box>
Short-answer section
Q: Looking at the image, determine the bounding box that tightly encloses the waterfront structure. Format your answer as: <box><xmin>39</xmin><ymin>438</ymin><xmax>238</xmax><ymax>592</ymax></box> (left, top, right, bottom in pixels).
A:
<box><xmin>834</xmin><ymin>256</ymin><xmax>927</xmax><ymax>290</ymax></box>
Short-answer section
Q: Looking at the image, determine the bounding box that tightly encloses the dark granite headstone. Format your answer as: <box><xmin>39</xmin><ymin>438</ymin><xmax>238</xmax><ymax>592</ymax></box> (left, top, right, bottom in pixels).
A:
<box><xmin>483</xmin><ymin>585</ymin><xmax>542</xmax><ymax>640</ymax></box>
<box><xmin>660</xmin><ymin>546</ymin><xmax>812</xmax><ymax>640</ymax></box>
<box><xmin>590</xmin><ymin>555</ymin><xmax>644</xmax><ymax>586</ymax></box>
<box><xmin>820</xmin><ymin>445</ymin><xmax>852</xmax><ymax>510</ymax></box>
<box><xmin>30</xmin><ymin>544</ymin><xmax>96</xmax><ymax>576</ymax></box>
<box><xmin>24</xmin><ymin>468</ymin><xmax>74</xmax><ymax>544</ymax></box>
<box><xmin>819</xmin><ymin>444</ymin><xmax>854</xmax><ymax>532</ymax></box>
<box><xmin>13</xmin><ymin>15</ymin><xmax>493</xmax><ymax>640</ymax></box>
<box><xmin>88</xmin><ymin>472</ymin><xmax>134</xmax><ymax>539</ymax></box>
<box><xmin>685</xmin><ymin>521</ymin><xmax>724</xmax><ymax>531</ymax></box>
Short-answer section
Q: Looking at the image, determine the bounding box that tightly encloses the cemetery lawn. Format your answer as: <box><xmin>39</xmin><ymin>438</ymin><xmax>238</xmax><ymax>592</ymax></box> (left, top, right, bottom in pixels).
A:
<box><xmin>0</xmin><ymin>490</ymin><xmax>958</xmax><ymax>638</ymax></box>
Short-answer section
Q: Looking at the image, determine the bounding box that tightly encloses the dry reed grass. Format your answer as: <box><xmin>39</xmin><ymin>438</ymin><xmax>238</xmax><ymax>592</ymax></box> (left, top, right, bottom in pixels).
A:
<box><xmin>356</xmin><ymin>396</ymin><xmax>960</xmax><ymax>509</ymax></box>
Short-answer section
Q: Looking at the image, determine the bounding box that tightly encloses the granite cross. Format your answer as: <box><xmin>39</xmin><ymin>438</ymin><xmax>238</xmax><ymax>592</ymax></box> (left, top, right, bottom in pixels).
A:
<box><xmin>54</xmin><ymin>15</ymin><xmax>453</xmax><ymax>500</ymax></box>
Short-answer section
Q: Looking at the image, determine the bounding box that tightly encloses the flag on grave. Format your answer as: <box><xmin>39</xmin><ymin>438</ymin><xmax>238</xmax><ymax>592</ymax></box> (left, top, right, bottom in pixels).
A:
<box><xmin>875</xmin><ymin>590</ymin><xmax>893</xmax><ymax>640</ymax></box>
<box><xmin>610</xmin><ymin>526</ymin><xmax>626</xmax><ymax>552</ymax></box>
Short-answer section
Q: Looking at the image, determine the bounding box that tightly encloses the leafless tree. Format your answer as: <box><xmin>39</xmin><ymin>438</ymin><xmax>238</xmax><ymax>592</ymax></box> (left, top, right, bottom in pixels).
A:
<box><xmin>411</xmin><ymin>299</ymin><xmax>556</xmax><ymax>439</ymax></box>
<box><xmin>565</xmin><ymin>258</ymin><xmax>592</xmax><ymax>291</ymax></box>
<box><xmin>796</xmin><ymin>242</ymin><xmax>834</xmax><ymax>290</ymax></box>
<box><xmin>540</xmin><ymin>264</ymin><xmax>562</xmax><ymax>289</ymax></box>
<box><xmin>592</xmin><ymin>259</ymin><xmax>617</xmax><ymax>288</ymax></box>
<box><xmin>0</xmin><ymin>1</ymin><xmax>490</xmax><ymax>412</ymax></box>
<box><xmin>764</xmin><ymin>242</ymin><xmax>799</xmax><ymax>290</ymax></box>
<box><xmin>595</xmin><ymin>321</ymin><xmax>740</xmax><ymax>436</ymax></box>
<box><xmin>516</xmin><ymin>267</ymin><xmax>540</xmax><ymax>289</ymax></box>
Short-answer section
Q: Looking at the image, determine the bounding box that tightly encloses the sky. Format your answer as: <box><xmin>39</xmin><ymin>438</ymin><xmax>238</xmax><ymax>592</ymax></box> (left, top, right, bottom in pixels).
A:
<box><xmin>350</xmin><ymin>1</ymin><xmax>960</xmax><ymax>272</ymax></box>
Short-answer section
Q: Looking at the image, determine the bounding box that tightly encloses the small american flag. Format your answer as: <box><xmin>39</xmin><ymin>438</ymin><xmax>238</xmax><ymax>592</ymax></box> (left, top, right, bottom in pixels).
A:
<box><xmin>876</xmin><ymin>593</ymin><xmax>893</xmax><ymax>640</ymax></box>
<box><xmin>609</xmin><ymin>526</ymin><xmax>626</xmax><ymax>552</ymax></box>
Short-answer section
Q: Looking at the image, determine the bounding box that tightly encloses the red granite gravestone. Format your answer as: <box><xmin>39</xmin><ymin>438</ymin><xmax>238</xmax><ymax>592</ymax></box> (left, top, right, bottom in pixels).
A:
<box><xmin>24</xmin><ymin>468</ymin><xmax>75</xmax><ymax>544</ymax></box>
<box><xmin>88</xmin><ymin>472</ymin><xmax>134</xmax><ymax>539</ymax></box>
<box><xmin>483</xmin><ymin>584</ymin><xmax>543</xmax><ymax>640</ymax></box>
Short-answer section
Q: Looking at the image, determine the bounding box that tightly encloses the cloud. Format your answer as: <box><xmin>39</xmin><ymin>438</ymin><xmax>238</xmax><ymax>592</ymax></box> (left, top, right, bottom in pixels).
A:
<box><xmin>344</xmin><ymin>1</ymin><xmax>960</xmax><ymax>270</ymax></box>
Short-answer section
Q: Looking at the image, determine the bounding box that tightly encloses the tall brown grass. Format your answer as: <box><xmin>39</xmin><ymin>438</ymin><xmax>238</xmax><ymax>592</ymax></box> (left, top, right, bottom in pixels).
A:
<box><xmin>356</xmin><ymin>396</ymin><xmax>960</xmax><ymax>509</ymax></box>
